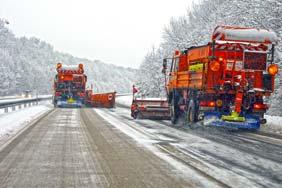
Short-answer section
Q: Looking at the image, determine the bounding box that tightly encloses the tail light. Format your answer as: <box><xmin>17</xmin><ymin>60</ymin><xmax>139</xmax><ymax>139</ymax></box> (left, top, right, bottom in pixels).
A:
<box><xmin>131</xmin><ymin>104</ymin><xmax>138</xmax><ymax>111</ymax></box>
<box><xmin>139</xmin><ymin>105</ymin><xmax>146</xmax><ymax>110</ymax></box>
<box><xmin>208</xmin><ymin>101</ymin><xmax>216</xmax><ymax>107</ymax></box>
<box><xmin>200</xmin><ymin>101</ymin><xmax>215</xmax><ymax>107</ymax></box>
<box><xmin>78</xmin><ymin>92</ymin><xmax>85</xmax><ymax>97</ymax></box>
<box><xmin>253</xmin><ymin>103</ymin><xmax>268</xmax><ymax>109</ymax></box>
<box><xmin>55</xmin><ymin>92</ymin><xmax>62</xmax><ymax>96</ymax></box>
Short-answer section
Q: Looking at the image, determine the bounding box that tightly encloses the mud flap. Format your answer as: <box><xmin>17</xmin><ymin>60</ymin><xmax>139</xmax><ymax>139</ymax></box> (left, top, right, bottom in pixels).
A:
<box><xmin>203</xmin><ymin>112</ymin><xmax>260</xmax><ymax>130</ymax></box>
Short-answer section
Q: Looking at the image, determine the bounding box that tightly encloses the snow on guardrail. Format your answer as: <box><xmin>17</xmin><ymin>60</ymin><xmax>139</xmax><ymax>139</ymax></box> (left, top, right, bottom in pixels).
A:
<box><xmin>0</xmin><ymin>95</ymin><xmax>52</xmax><ymax>108</ymax></box>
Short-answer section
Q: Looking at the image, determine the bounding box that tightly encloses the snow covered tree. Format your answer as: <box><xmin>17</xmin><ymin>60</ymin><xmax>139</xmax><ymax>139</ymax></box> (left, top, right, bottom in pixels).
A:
<box><xmin>0</xmin><ymin>19</ymin><xmax>137</xmax><ymax>96</ymax></box>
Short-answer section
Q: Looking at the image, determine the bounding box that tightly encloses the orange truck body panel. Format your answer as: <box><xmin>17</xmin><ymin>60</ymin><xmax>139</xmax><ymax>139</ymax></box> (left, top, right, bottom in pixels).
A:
<box><xmin>167</xmin><ymin>43</ymin><xmax>274</xmax><ymax>96</ymax></box>
<box><xmin>85</xmin><ymin>90</ymin><xmax>116</xmax><ymax>108</ymax></box>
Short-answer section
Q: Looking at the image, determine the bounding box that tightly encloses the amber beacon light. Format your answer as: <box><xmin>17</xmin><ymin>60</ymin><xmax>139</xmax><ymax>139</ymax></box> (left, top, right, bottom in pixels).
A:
<box><xmin>267</xmin><ymin>64</ymin><xmax>278</xmax><ymax>76</ymax></box>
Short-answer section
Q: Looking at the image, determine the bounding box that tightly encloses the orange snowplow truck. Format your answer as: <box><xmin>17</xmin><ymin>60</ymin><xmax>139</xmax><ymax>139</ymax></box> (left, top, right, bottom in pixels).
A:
<box><xmin>53</xmin><ymin>63</ymin><xmax>86</xmax><ymax>107</ymax></box>
<box><xmin>162</xmin><ymin>26</ymin><xmax>278</xmax><ymax>129</ymax></box>
<box><xmin>53</xmin><ymin>63</ymin><xmax>116</xmax><ymax>108</ymax></box>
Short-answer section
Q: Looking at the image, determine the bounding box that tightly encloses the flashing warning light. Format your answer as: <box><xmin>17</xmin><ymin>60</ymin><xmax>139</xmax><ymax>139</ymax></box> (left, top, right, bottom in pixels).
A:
<box><xmin>210</xmin><ymin>61</ymin><xmax>220</xmax><ymax>71</ymax></box>
<box><xmin>57</xmin><ymin>63</ymin><xmax>62</xmax><ymax>69</ymax></box>
<box><xmin>267</xmin><ymin>64</ymin><xmax>278</xmax><ymax>76</ymax></box>
<box><xmin>218</xmin><ymin>57</ymin><xmax>224</xmax><ymax>62</ymax></box>
<box><xmin>60</xmin><ymin>75</ymin><xmax>64</xmax><ymax>80</ymax></box>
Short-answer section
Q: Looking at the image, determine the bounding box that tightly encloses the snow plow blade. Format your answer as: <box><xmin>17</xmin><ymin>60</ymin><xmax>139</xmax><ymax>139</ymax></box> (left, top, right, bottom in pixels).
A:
<box><xmin>131</xmin><ymin>99</ymin><xmax>170</xmax><ymax>120</ymax></box>
<box><xmin>57</xmin><ymin>99</ymin><xmax>83</xmax><ymax>108</ymax></box>
<box><xmin>85</xmin><ymin>91</ymin><xmax>116</xmax><ymax>108</ymax></box>
<box><xmin>203</xmin><ymin>112</ymin><xmax>260</xmax><ymax>130</ymax></box>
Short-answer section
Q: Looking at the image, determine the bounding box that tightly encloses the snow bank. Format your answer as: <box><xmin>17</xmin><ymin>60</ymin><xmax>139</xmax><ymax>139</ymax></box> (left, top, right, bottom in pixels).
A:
<box><xmin>0</xmin><ymin>104</ymin><xmax>51</xmax><ymax>144</ymax></box>
<box><xmin>262</xmin><ymin>115</ymin><xmax>282</xmax><ymax>134</ymax></box>
<box><xmin>0</xmin><ymin>95</ymin><xmax>20</xmax><ymax>100</ymax></box>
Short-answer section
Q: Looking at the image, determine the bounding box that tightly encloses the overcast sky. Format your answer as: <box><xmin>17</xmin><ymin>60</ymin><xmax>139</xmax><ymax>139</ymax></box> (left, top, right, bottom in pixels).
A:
<box><xmin>0</xmin><ymin>0</ymin><xmax>194</xmax><ymax>68</ymax></box>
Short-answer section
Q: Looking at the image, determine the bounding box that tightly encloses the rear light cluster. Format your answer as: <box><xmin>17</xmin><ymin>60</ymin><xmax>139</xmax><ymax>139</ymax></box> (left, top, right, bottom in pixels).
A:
<box><xmin>200</xmin><ymin>99</ymin><xmax>223</xmax><ymax>107</ymax></box>
<box><xmin>200</xmin><ymin>101</ymin><xmax>215</xmax><ymax>107</ymax></box>
<box><xmin>253</xmin><ymin>103</ymin><xmax>268</xmax><ymax>109</ymax></box>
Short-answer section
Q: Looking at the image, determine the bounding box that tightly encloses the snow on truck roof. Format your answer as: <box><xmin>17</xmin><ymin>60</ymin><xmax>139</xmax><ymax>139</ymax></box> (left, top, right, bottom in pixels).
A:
<box><xmin>60</xmin><ymin>64</ymin><xmax>80</xmax><ymax>70</ymax></box>
<box><xmin>212</xmin><ymin>25</ymin><xmax>278</xmax><ymax>44</ymax></box>
<box><xmin>56</xmin><ymin>63</ymin><xmax>84</xmax><ymax>74</ymax></box>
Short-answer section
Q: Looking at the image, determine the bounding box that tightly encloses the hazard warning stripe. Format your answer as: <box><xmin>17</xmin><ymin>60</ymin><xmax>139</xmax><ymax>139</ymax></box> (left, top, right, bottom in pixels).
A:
<box><xmin>214</xmin><ymin>43</ymin><xmax>268</xmax><ymax>51</ymax></box>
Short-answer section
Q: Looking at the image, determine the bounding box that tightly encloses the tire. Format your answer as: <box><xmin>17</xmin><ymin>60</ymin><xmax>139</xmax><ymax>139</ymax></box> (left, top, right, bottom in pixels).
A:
<box><xmin>170</xmin><ymin>98</ymin><xmax>178</xmax><ymax>124</ymax></box>
<box><xmin>53</xmin><ymin>101</ymin><xmax>57</xmax><ymax>108</ymax></box>
<box><xmin>132</xmin><ymin>111</ymin><xmax>139</xmax><ymax>119</ymax></box>
<box><xmin>187</xmin><ymin>100</ymin><xmax>198</xmax><ymax>124</ymax></box>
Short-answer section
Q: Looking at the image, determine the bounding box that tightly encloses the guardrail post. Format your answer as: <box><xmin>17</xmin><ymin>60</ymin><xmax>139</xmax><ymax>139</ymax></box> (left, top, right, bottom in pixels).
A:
<box><xmin>24</xmin><ymin>103</ymin><xmax>27</xmax><ymax>108</ymax></box>
<box><xmin>12</xmin><ymin>106</ymin><xmax>15</xmax><ymax>111</ymax></box>
<box><xmin>4</xmin><ymin>107</ymin><xmax>8</xmax><ymax>113</ymax></box>
<box><xmin>19</xmin><ymin>104</ymin><xmax>22</xmax><ymax>109</ymax></box>
<box><xmin>29</xmin><ymin>102</ymin><xmax>31</xmax><ymax>107</ymax></box>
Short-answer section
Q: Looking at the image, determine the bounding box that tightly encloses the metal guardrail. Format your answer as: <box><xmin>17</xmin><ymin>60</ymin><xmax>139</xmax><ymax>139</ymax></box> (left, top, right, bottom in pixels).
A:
<box><xmin>0</xmin><ymin>93</ymin><xmax>129</xmax><ymax>113</ymax></box>
<box><xmin>0</xmin><ymin>96</ymin><xmax>52</xmax><ymax>113</ymax></box>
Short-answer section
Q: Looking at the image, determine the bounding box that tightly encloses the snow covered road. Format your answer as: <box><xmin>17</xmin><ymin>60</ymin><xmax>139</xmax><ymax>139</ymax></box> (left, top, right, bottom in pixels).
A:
<box><xmin>0</xmin><ymin>96</ymin><xmax>281</xmax><ymax>187</ymax></box>
<box><xmin>95</xmin><ymin>104</ymin><xmax>282</xmax><ymax>188</ymax></box>
<box><xmin>0</xmin><ymin>108</ymin><xmax>206</xmax><ymax>188</ymax></box>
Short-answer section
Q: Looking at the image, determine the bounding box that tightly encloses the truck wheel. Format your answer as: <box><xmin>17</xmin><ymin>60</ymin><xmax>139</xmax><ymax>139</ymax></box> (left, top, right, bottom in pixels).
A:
<box><xmin>132</xmin><ymin>111</ymin><xmax>138</xmax><ymax>119</ymax></box>
<box><xmin>170</xmin><ymin>98</ymin><xmax>178</xmax><ymax>124</ymax></box>
<box><xmin>187</xmin><ymin>100</ymin><xmax>198</xmax><ymax>124</ymax></box>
